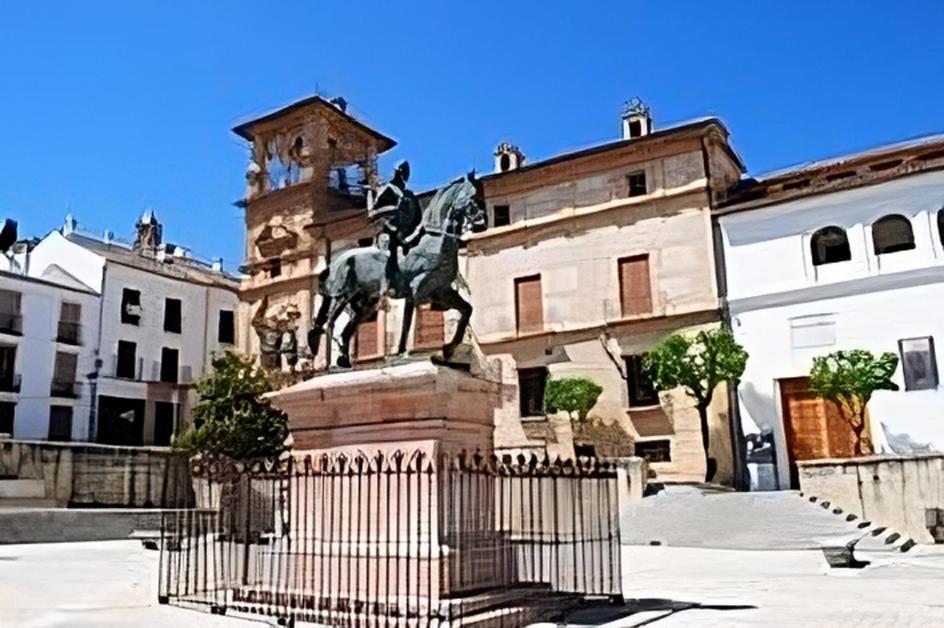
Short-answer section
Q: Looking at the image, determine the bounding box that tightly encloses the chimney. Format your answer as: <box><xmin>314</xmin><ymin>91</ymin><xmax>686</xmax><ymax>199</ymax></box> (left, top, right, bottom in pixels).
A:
<box><xmin>212</xmin><ymin>258</ymin><xmax>223</xmax><ymax>272</ymax></box>
<box><xmin>494</xmin><ymin>142</ymin><xmax>526</xmax><ymax>174</ymax></box>
<box><xmin>621</xmin><ymin>97</ymin><xmax>652</xmax><ymax>140</ymax></box>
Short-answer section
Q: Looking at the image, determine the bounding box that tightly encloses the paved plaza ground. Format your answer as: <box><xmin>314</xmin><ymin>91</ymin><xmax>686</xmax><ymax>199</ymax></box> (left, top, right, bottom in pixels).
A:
<box><xmin>2</xmin><ymin>489</ymin><xmax>943</xmax><ymax>626</ymax></box>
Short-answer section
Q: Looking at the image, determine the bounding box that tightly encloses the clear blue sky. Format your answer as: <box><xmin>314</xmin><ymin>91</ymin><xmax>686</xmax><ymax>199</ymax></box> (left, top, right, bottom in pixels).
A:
<box><xmin>1</xmin><ymin>1</ymin><xmax>942</xmax><ymax>269</ymax></box>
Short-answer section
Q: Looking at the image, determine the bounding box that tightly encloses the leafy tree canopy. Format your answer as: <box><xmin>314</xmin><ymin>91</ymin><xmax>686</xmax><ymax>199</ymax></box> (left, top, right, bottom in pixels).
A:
<box><xmin>544</xmin><ymin>376</ymin><xmax>603</xmax><ymax>423</ymax></box>
<box><xmin>173</xmin><ymin>351</ymin><xmax>289</xmax><ymax>460</ymax></box>
<box><xmin>643</xmin><ymin>327</ymin><xmax>748</xmax><ymax>408</ymax></box>
<box><xmin>809</xmin><ymin>349</ymin><xmax>899</xmax><ymax>411</ymax></box>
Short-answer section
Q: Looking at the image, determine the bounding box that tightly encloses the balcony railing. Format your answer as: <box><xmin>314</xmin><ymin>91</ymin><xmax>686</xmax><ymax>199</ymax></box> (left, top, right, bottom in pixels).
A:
<box><xmin>0</xmin><ymin>312</ymin><xmax>23</xmax><ymax>335</ymax></box>
<box><xmin>0</xmin><ymin>373</ymin><xmax>21</xmax><ymax>393</ymax></box>
<box><xmin>50</xmin><ymin>379</ymin><xmax>81</xmax><ymax>399</ymax></box>
<box><xmin>56</xmin><ymin>321</ymin><xmax>82</xmax><ymax>345</ymax></box>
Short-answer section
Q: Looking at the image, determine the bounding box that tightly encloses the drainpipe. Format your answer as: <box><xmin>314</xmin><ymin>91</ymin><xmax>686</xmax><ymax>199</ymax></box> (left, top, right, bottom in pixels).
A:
<box><xmin>88</xmin><ymin>264</ymin><xmax>107</xmax><ymax>443</ymax></box>
<box><xmin>702</xmin><ymin>138</ymin><xmax>748</xmax><ymax>491</ymax></box>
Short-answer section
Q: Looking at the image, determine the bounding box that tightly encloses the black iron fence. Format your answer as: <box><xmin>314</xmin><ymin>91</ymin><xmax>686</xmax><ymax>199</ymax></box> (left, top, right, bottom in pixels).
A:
<box><xmin>158</xmin><ymin>450</ymin><xmax>622</xmax><ymax>626</ymax></box>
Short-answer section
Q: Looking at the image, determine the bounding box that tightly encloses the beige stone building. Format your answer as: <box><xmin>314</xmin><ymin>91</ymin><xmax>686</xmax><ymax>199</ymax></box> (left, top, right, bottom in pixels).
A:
<box><xmin>465</xmin><ymin>104</ymin><xmax>745</xmax><ymax>483</ymax></box>
<box><xmin>233</xmin><ymin>95</ymin><xmax>746</xmax><ymax>484</ymax></box>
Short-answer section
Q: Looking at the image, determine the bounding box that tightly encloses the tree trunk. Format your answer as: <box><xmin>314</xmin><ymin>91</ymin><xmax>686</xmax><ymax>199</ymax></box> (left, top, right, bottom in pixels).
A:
<box><xmin>697</xmin><ymin>403</ymin><xmax>717</xmax><ymax>483</ymax></box>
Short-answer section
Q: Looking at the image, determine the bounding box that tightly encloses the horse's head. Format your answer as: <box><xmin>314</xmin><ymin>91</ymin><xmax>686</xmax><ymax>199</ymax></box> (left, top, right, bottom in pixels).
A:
<box><xmin>423</xmin><ymin>171</ymin><xmax>487</xmax><ymax>237</ymax></box>
<box><xmin>448</xmin><ymin>171</ymin><xmax>487</xmax><ymax>235</ymax></box>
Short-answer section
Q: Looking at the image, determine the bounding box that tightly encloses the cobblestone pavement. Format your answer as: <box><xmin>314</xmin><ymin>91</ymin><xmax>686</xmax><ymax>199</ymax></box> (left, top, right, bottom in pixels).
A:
<box><xmin>0</xmin><ymin>540</ymin><xmax>266</xmax><ymax>627</ymax></box>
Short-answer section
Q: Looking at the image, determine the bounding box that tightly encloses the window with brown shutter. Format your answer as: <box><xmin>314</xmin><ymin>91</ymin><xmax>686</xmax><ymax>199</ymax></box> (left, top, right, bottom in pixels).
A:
<box><xmin>619</xmin><ymin>255</ymin><xmax>652</xmax><ymax>317</ymax></box>
<box><xmin>51</xmin><ymin>351</ymin><xmax>78</xmax><ymax>397</ymax></box>
<box><xmin>414</xmin><ymin>304</ymin><xmax>444</xmax><ymax>349</ymax></box>
<box><xmin>515</xmin><ymin>275</ymin><xmax>543</xmax><ymax>334</ymax></box>
<box><xmin>57</xmin><ymin>302</ymin><xmax>82</xmax><ymax>345</ymax></box>
<box><xmin>356</xmin><ymin>312</ymin><xmax>381</xmax><ymax>359</ymax></box>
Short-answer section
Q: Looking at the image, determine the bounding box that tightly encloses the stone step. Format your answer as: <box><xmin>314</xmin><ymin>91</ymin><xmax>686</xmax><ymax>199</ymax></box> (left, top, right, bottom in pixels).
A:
<box><xmin>0</xmin><ymin>497</ymin><xmax>58</xmax><ymax>509</ymax></box>
<box><xmin>0</xmin><ymin>478</ymin><xmax>46</xmax><ymax>499</ymax></box>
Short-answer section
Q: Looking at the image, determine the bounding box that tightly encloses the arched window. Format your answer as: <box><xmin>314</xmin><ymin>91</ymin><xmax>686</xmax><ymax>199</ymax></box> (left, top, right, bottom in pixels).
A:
<box><xmin>810</xmin><ymin>226</ymin><xmax>851</xmax><ymax>266</ymax></box>
<box><xmin>872</xmin><ymin>214</ymin><xmax>915</xmax><ymax>255</ymax></box>
<box><xmin>937</xmin><ymin>208</ymin><xmax>944</xmax><ymax>247</ymax></box>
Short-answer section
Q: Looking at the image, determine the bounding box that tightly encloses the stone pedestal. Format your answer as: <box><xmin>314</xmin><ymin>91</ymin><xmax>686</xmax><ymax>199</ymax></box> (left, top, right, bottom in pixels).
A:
<box><xmin>270</xmin><ymin>360</ymin><xmax>501</xmax><ymax>456</ymax></box>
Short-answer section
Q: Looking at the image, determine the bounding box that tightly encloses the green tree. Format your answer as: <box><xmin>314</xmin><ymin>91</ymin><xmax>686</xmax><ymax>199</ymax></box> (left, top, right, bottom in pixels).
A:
<box><xmin>809</xmin><ymin>349</ymin><xmax>899</xmax><ymax>456</ymax></box>
<box><xmin>643</xmin><ymin>327</ymin><xmax>748</xmax><ymax>482</ymax></box>
<box><xmin>173</xmin><ymin>351</ymin><xmax>289</xmax><ymax>460</ymax></box>
<box><xmin>544</xmin><ymin>376</ymin><xmax>604</xmax><ymax>424</ymax></box>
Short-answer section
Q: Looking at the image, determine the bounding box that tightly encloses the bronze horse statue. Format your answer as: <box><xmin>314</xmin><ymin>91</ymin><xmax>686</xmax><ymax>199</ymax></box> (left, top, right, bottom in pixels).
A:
<box><xmin>307</xmin><ymin>173</ymin><xmax>487</xmax><ymax>367</ymax></box>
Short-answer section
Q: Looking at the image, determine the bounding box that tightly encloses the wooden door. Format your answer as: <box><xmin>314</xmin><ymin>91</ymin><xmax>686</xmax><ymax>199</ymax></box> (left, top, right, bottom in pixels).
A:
<box><xmin>779</xmin><ymin>377</ymin><xmax>855</xmax><ymax>488</ymax></box>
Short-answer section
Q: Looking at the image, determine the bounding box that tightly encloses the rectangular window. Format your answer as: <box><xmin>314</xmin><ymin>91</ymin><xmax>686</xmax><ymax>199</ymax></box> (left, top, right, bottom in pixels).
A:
<box><xmin>627</xmin><ymin>171</ymin><xmax>647</xmax><ymax>197</ymax></box>
<box><xmin>48</xmin><ymin>406</ymin><xmax>73</xmax><ymax>442</ymax></box>
<box><xmin>163</xmin><ymin>298</ymin><xmax>182</xmax><ymax>333</ymax></box>
<box><xmin>269</xmin><ymin>259</ymin><xmax>282</xmax><ymax>278</ymax></box>
<box><xmin>493</xmin><ymin>205</ymin><xmax>511</xmax><ymax>228</ymax></box>
<box><xmin>899</xmin><ymin>337</ymin><xmax>939</xmax><ymax>391</ymax></box>
<box><xmin>414</xmin><ymin>304</ymin><xmax>444</xmax><ymax>348</ymax></box>
<box><xmin>518</xmin><ymin>367</ymin><xmax>548</xmax><ymax>417</ymax></box>
<box><xmin>625</xmin><ymin>354</ymin><xmax>659</xmax><ymax>407</ymax></box>
<box><xmin>116</xmin><ymin>340</ymin><xmax>137</xmax><ymax>379</ymax></box>
<box><xmin>515</xmin><ymin>275</ymin><xmax>543</xmax><ymax>334</ymax></box>
<box><xmin>154</xmin><ymin>401</ymin><xmax>177</xmax><ymax>446</ymax></box>
<box><xmin>218</xmin><ymin>310</ymin><xmax>235</xmax><ymax>344</ymax></box>
<box><xmin>57</xmin><ymin>302</ymin><xmax>82</xmax><ymax>345</ymax></box>
<box><xmin>160</xmin><ymin>347</ymin><xmax>179</xmax><ymax>383</ymax></box>
<box><xmin>0</xmin><ymin>401</ymin><xmax>14</xmax><ymax>435</ymax></box>
<box><xmin>0</xmin><ymin>345</ymin><xmax>17</xmax><ymax>392</ymax></box>
<box><xmin>635</xmin><ymin>439</ymin><xmax>671</xmax><ymax>463</ymax></box>
<box><xmin>121</xmin><ymin>288</ymin><xmax>141</xmax><ymax>325</ymax></box>
<box><xmin>51</xmin><ymin>352</ymin><xmax>78</xmax><ymax>397</ymax></box>
<box><xmin>0</xmin><ymin>289</ymin><xmax>22</xmax><ymax>334</ymax></box>
<box><xmin>356</xmin><ymin>311</ymin><xmax>381</xmax><ymax>359</ymax></box>
<box><xmin>619</xmin><ymin>254</ymin><xmax>652</xmax><ymax>317</ymax></box>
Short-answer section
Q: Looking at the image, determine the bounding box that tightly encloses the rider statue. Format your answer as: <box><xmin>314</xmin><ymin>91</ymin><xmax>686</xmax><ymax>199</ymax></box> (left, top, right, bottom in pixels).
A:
<box><xmin>368</xmin><ymin>160</ymin><xmax>422</xmax><ymax>294</ymax></box>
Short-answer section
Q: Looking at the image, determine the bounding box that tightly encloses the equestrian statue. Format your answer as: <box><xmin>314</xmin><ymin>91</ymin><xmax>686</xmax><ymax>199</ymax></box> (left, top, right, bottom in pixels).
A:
<box><xmin>307</xmin><ymin>162</ymin><xmax>487</xmax><ymax>368</ymax></box>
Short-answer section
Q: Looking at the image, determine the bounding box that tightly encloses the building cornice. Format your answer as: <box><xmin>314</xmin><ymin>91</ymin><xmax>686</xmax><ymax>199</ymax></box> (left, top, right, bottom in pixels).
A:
<box><xmin>728</xmin><ymin>265</ymin><xmax>944</xmax><ymax>315</ymax></box>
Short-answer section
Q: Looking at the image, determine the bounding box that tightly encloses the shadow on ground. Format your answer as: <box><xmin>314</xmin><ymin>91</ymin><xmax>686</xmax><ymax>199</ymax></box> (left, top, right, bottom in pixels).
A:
<box><xmin>561</xmin><ymin>598</ymin><xmax>757</xmax><ymax>626</ymax></box>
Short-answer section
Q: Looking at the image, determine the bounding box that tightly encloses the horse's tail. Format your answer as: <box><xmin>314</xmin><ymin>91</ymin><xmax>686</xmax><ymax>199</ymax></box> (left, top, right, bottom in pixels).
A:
<box><xmin>307</xmin><ymin>268</ymin><xmax>334</xmax><ymax>357</ymax></box>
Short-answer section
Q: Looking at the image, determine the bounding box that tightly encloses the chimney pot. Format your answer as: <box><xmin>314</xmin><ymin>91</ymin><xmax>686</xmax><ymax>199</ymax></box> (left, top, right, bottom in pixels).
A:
<box><xmin>621</xmin><ymin>97</ymin><xmax>652</xmax><ymax>140</ymax></box>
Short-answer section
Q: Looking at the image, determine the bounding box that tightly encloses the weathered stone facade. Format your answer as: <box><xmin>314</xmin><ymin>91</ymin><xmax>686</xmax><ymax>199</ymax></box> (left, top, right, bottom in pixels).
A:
<box><xmin>466</xmin><ymin>118</ymin><xmax>744</xmax><ymax>484</ymax></box>
<box><xmin>234</xmin><ymin>96</ymin><xmax>396</xmax><ymax>369</ymax></box>
<box><xmin>234</xmin><ymin>95</ymin><xmax>746</xmax><ymax>485</ymax></box>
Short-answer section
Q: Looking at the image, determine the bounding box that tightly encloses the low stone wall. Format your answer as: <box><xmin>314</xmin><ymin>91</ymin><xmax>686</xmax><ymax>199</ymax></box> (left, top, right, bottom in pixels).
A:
<box><xmin>797</xmin><ymin>454</ymin><xmax>944</xmax><ymax>544</ymax></box>
<box><xmin>0</xmin><ymin>439</ymin><xmax>193</xmax><ymax>508</ymax></box>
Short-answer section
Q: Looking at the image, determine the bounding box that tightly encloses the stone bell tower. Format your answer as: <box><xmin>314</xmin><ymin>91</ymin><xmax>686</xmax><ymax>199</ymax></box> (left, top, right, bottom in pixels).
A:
<box><xmin>232</xmin><ymin>95</ymin><xmax>397</xmax><ymax>370</ymax></box>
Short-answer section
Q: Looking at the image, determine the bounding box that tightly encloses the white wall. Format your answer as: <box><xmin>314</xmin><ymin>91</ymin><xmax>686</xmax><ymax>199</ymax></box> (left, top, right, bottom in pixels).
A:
<box><xmin>96</xmin><ymin>262</ymin><xmax>239</xmax><ymax>442</ymax></box>
<box><xmin>28</xmin><ymin>230</ymin><xmax>239</xmax><ymax>444</ymax></box>
<box><xmin>29</xmin><ymin>231</ymin><xmax>106</xmax><ymax>293</ymax></box>
<box><xmin>720</xmin><ymin>169</ymin><xmax>944</xmax><ymax>488</ymax></box>
<box><xmin>722</xmin><ymin>169</ymin><xmax>944</xmax><ymax>303</ymax></box>
<box><xmin>0</xmin><ymin>273</ymin><xmax>100</xmax><ymax>441</ymax></box>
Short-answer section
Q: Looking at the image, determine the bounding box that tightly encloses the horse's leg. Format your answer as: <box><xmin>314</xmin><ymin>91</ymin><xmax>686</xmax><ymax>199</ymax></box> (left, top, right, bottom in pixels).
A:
<box><xmin>307</xmin><ymin>293</ymin><xmax>332</xmax><ymax>357</ymax></box>
<box><xmin>322</xmin><ymin>293</ymin><xmax>354</xmax><ymax>367</ymax></box>
<box><xmin>397</xmin><ymin>299</ymin><xmax>415</xmax><ymax>357</ymax></box>
<box><xmin>432</xmin><ymin>287</ymin><xmax>472</xmax><ymax>360</ymax></box>
<box><xmin>338</xmin><ymin>298</ymin><xmax>378</xmax><ymax>368</ymax></box>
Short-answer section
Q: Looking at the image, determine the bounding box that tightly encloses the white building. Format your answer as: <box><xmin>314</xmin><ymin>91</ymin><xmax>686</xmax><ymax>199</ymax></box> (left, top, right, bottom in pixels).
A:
<box><xmin>18</xmin><ymin>213</ymin><xmax>241</xmax><ymax>446</ymax></box>
<box><xmin>0</xmin><ymin>257</ymin><xmax>100</xmax><ymax>442</ymax></box>
<box><xmin>717</xmin><ymin>135</ymin><xmax>944</xmax><ymax>489</ymax></box>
